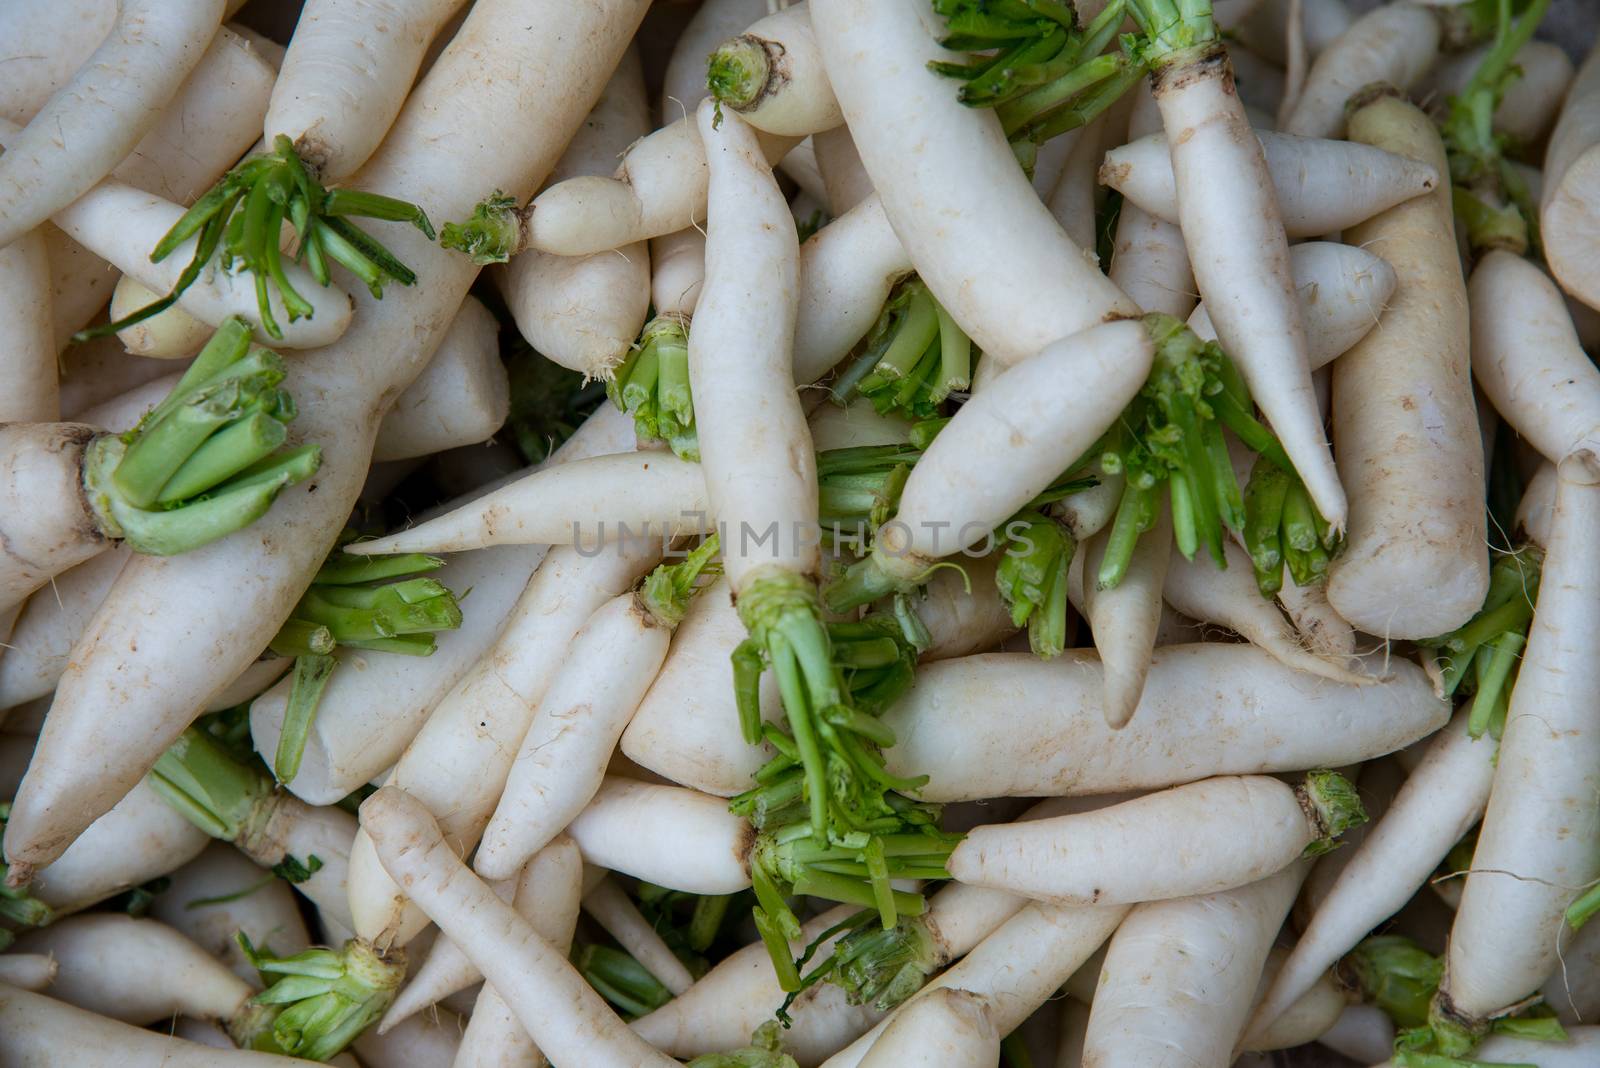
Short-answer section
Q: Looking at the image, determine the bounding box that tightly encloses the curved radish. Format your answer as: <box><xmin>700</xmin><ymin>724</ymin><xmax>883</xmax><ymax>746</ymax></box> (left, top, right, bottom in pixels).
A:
<box><xmin>1243</xmin><ymin>949</ymin><xmax>1349</xmax><ymax>1053</ymax></box>
<box><xmin>566</xmin><ymin>777</ymin><xmax>753</xmax><ymax>896</ymax></box>
<box><xmin>1327</xmin><ymin>91</ymin><xmax>1487</xmax><ymax>640</ymax></box>
<box><xmin>1284</xmin><ymin>2</ymin><xmax>1441</xmax><ymax>139</ymax></box>
<box><xmin>859</xmin><ymin>987</ymin><xmax>998</xmax><ymax>1068</ymax></box>
<box><xmin>809</xmin><ymin>0</ymin><xmax>1136</xmax><ymax>369</ymax></box>
<box><xmin>651</xmin><ymin>227</ymin><xmax>708</xmax><ymax>318</ymax></box>
<box><xmin>359</xmin><ymin>785</ymin><xmax>681</xmax><ymax>1068</ymax></box>
<box><xmin>879</xmin><ymin>645</ymin><xmax>1446</xmax><ymax>801</ymax></box>
<box><xmin>1542</xmin><ymin>40</ymin><xmax>1600</xmax><ymax>312</ymax></box>
<box><xmin>0</xmin><ymin>954</ymin><xmax>56</xmax><ymax>992</ymax></box>
<box><xmin>0</xmin><ymin>0</ymin><xmax>226</xmax><ymax>249</ymax></box>
<box><xmin>1107</xmin><ymin>85</ymin><xmax>1197</xmax><ymax>322</ymax></box>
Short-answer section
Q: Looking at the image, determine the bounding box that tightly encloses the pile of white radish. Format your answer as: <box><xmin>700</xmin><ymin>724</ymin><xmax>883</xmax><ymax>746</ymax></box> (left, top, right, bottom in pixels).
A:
<box><xmin>5</xmin><ymin>0</ymin><xmax>1600</xmax><ymax>1065</ymax></box>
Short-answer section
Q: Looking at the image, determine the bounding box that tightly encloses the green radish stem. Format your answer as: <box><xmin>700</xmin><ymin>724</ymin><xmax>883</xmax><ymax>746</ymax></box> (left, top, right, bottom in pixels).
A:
<box><xmin>82</xmin><ymin>137</ymin><xmax>434</xmax><ymax>342</ymax></box>
<box><xmin>439</xmin><ymin>190</ymin><xmax>524</xmax><ymax>264</ymax></box>
<box><xmin>686</xmin><ymin>1022</ymin><xmax>800</xmax><ymax>1068</ymax></box>
<box><xmin>834</xmin><ymin>277</ymin><xmax>974</xmax><ymax>420</ymax></box>
<box><xmin>610</xmin><ymin>315</ymin><xmax>697</xmax><ymax>459</ymax></box>
<box><xmin>83</xmin><ymin>316</ymin><xmax>320</xmax><ymax>556</ymax></box>
<box><xmin>577</xmin><ymin>943</ymin><xmax>675</xmax><ymax>1020</ymax></box>
<box><xmin>232</xmin><ymin>931</ymin><xmax>406</xmax><ymax>1060</ymax></box>
<box><xmin>1420</xmin><ymin>547</ymin><xmax>1542</xmax><ymax>738</ymax></box>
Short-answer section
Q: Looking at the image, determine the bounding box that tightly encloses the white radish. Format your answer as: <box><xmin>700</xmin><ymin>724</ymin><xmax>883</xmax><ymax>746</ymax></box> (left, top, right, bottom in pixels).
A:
<box><xmin>342</xmin><ymin>451</ymin><xmax>709</xmax><ymax>555</ymax></box>
<box><xmin>1284</xmin><ymin>1</ymin><xmax>1441</xmax><ymax>139</ymax></box>
<box><xmin>566</xmin><ymin>777</ymin><xmax>753</xmax><ymax>895</ymax></box>
<box><xmin>651</xmin><ymin>227</ymin><xmax>708</xmax><ymax>318</ymax></box>
<box><xmin>112</xmin><ymin>277</ymin><xmax>213</xmax><ymax>359</ymax></box>
<box><xmin>499</xmin><ymin>48</ymin><xmax>652</xmax><ymax>379</ymax></box>
<box><xmin>359</xmin><ymin>785</ymin><xmax>680</xmax><ymax>1068</ymax></box>
<box><xmin>879</xmin><ymin>645</ymin><xmax>1446</xmax><ymax>800</ymax></box>
<box><xmin>859</xmin><ymin>987</ymin><xmax>999</xmax><ymax>1068</ymax></box>
<box><xmin>1370</xmin><ymin>1027</ymin><xmax>1600</xmax><ymax>1067</ymax></box>
<box><xmin>1542</xmin><ymin>40</ymin><xmax>1600</xmax><ymax>313</ymax></box>
<box><xmin>351</xmin><ymin>1003</ymin><xmax>463</xmax><ymax>1068</ymax></box>
<box><xmin>1162</xmin><ymin>538</ymin><xmax>1372</xmax><ymax>684</ymax></box>
<box><xmin>913</xmin><ymin>552</ymin><xmax>1018</xmax><ymax>662</ymax></box>
<box><xmin>1237</xmin><ymin>0</ymin><xmax>1355</xmax><ymax>64</ymax></box>
<box><xmin>948</xmin><ymin>774</ymin><xmax>1359</xmax><ymax>907</ymax></box>
<box><xmin>814</xmin><ymin>124</ymin><xmax>874</xmax><ymax>215</ymax></box>
<box><xmin>820</xmin><ymin>901</ymin><xmax>1130</xmax><ymax>1068</ymax></box>
<box><xmin>582</xmin><ymin>875</ymin><xmax>697</xmax><ymax>996</ymax></box>
<box><xmin>659</xmin><ymin>0</ymin><xmax>770</xmax><ymax>123</ymax></box>
<box><xmin>1318</xmin><ymin>1003</ymin><xmax>1396</xmax><ymax>1065</ymax></box>
<box><xmin>1327</xmin><ymin>91</ymin><xmax>1488</xmax><ymax>639</ymax></box>
<box><xmin>1243</xmin><ymin>949</ymin><xmax>1349</xmax><ymax>1052</ymax></box>
<box><xmin>0</xmin><ymin>983</ymin><xmax>311</xmax><ymax>1068</ymax></box>
<box><xmin>792</xmin><ymin>194</ymin><xmax>915</xmax><ymax>385</ymax></box>
<box><xmin>708</xmin><ymin>3</ymin><xmax>843</xmax><ymax>137</ymax></box>
<box><xmin>1047</xmin><ymin>116</ymin><xmax>1111</xmax><ymax>260</ymax></box>
<box><xmin>1187</xmin><ymin>241</ymin><xmax>1398</xmax><ymax>371</ymax></box>
<box><xmin>150</xmin><ymin>842</ymin><xmax>312</xmax><ymax>986</ymax></box>
<box><xmin>1437</xmin><ymin>459</ymin><xmax>1600</xmax><ymax>1029</ymax></box>
<box><xmin>1103</xmin><ymin>130</ymin><xmax>1438</xmax><ymax>241</ymax></box>
<box><xmin>0</xmin><ymin>0</ymin><xmax>226</xmax><ymax>248</ymax></box>
<box><xmin>1079</xmin><ymin>509</ymin><xmax>1171</xmax><ymax>729</ymax></box>
<box><xmin>809</xmin><ymin>0</ymin><xmax>1136</xmax><ymax>368</ymax></box>
<box><xmin>0</xmin><ymin>232</ymin><xmax>56</xmax><ymax>425</ymax></box>
<box><xmin>1079</xmin><ymin>864</ymin><xmax>1306</xmax><ymax>1067</ymax></box>
<box><xmin>1469</xmin><ymin>249</ymin><xmax>1600</xmax><ymax>469</ymax></box>
<box><xmin>0</xmin><ymin>955</ymin><xmax>56</xmax><ymax>991</ymax></box>
<box><xmin>371</xmin><ymin>296</ymin><xmax>508</xmax><ymax>462</ymax></box>
<box><xmin>1107</xmin><ymin>84</ymin><xmax>1197</xmax><ymax>322</ymax></box>
<box><xmin>346</xmin><ymin>540</ymin><xmax>659</xmax><ymax>949</ymax></box>
<box><xmin>0</xmin><ymin>0</ymin><xmax>118</xmax><ymax>124</ymax></box>
<box><xmin>1542</xmin><ymin>909</ymin><xmax>1600</xmax><ymax>1024</ymax></box>
<box><xmin>1244</xmin><ymin>709</ymin><xmax>1493</xmax><ymax>1044</ymax></box>
<box><xmin>11</xmin><ymin>913</ymin><xmax>252</xmax><ymax>1025</ymax></box>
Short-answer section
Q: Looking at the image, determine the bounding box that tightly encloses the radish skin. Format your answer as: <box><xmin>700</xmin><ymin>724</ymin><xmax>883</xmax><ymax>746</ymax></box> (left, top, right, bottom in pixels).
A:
<box><xmin>0</xmin><ymin>232</ymin><xmax>56</xmax><ymax>424</ymax></box>
<box><xmin>371</xmin><ymin>296</ymin><xmax>508</xmax><ymax>462</ymax></box>
<box><xmin>650</xmin><ymin>227</ymin><xmax>707</xmax><ymax>317</ymax></box>
<box><xmin>1542</xmin><ymin>41</ymin><xmax>1600</xmax><ymax>312</ymax></box>
<box><xmin>566</xmin><ymin>777</ymin><xmax>753</xmax><ymax>895</ymax></box>
<box><xmin>0</xmin><ymin>0</ymin><xmax>118</xmax><ymax>124</ymax></box>
<box><xmin>1105</xmin><ymin>127</ymin><xmax>1437</xmax><ymax>240</ymax></box>
<box><xmin>947</xmin><ymin>775</ymin><xmax>1349</xmax><ymax>907</ymax></box>
<box><xmin>659</xmin><ymin>0</ymin><xmax>769</xmax><ymax>123</ymax></box>
<box><xmin>0</xmin><ymin>0</ymin><xmax>226</xmax><ymax>248</ymax></box>
<box><xmin>1318</xmin><ymin>1003</ymin><xmax>1395</xmax><ymax>1065</ymax></box>
<box><xmin>880</xmin><ymin>645</ymin><xmax>1445</xmax><ymax>800</ymax></box>
<box><xmin>1431</xmin><ymin>39</ymin><xmax>1573</xmax><ymax>146</ymax></box>
<box><xmin>1047</xmin><ymin>113</ymin><xmax>1112</xmax><ymax>260</ymax></box>
<box><xmin>1438</xmin><ymin>459</ymin><xmax>1600</xmax><ymax>1026</ymax></box>
<box><xmin>112</xmin><ymin>277</ymin><xmax>213</xmax><ymax>359</ymax></box>
<box><xmin>1079</xmin><ymin>864</ymin><xmax>1305</xmax><ymax>1067</ymax></box>
<box><xmin>809</xmin><ymin>0</ymin><xmax>1136</xmax><ymax>368</ymax></box>
<box><xmin>859</xmin><ymin>988</ymin><xmax>998</xmax><ymax>1068</ymax></box>
<box><xmin>709</xmin><ymin>3</ymin><xmax>843</xmax><ymax>137</ymax></box>
<box><xmin>1327</xmin><ymin>92</ymin><xmax>1487</xmax><ymax>639</ymax></box>
<box><xmin>815</xmin><ymin>124</ymin><xmax>874</xmax><ymax>215</ymax></box>
<box><xmin>150</xmin><ymin>842</ymin><xmax>312</xmax><ymax>985</ymax></box>
<box><xmin>1108</xmin><ymin>85</ymin><xmax>1197</xmax><ymax>322</ymax></box>
<box><xmin>0</xmin><ymin>955</ymin><xmax>56</xmax><ymax>991</ymax></box>
<box><xmin>1370</xmin><ymin>1027</ymin><xmax>1600</xmax><ymax>1067</ymax></box>
<box><xmin>1080</xmin><ymin>510</ymin><xmax>1171</xmax><ymax>729</ymax></box>
<box><xmin>359</xmin><ymin>786</ymin><xmax>680</xmax><ymax>1068</ymax></box>
<box><xmin>1284</xmin><ymin>2</ymin><xmax>1441</xmax><ymax>139</ymax></box>
<box><xmin>1243</xmin><ymin>949</ymin><xmax>1348</xmax><ymax>1052</ymax></box>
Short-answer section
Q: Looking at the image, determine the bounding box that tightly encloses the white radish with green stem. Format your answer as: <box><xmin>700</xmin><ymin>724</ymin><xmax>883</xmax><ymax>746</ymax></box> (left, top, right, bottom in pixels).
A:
<box><xmin>947</xmin><ymin>773</ymin><xmax>1363</xmax><ymax>907</ymax></box>
<box><xmin>0</xmin><ymin>319</ymin><xmax>321</xmax><ymax>616</ymax></box>
<box><xmin>1429</xmin><ymin>458</ymin><xmax>1600</xmax><ymax>1051</ymax></box>
<box><xmin>582</xmin><ymin>875</ymin><xmax>699</xmax><ymax>997</ymax></box>
<box><xmin>0</xmin><ymin>0</ymin><xmax>651</xmax><ymax>886</ymax></box>
<box><xmin>660</xmin><ymin>0</ymin><xmax>771</xmax><ymax>123</ymax></box>
<box><xmin>1326</xmin><ymin>90</ymin><xmax>1488</xmax><ymax>640</ymax></box>
<box><xmin>0</xmin><ymin>0</ymin><xmax>226</xmax><ymax>249</ymax></box>
<box><xmin>1542</xmin><ymin>40</ymin><xmax>1600</xmax><ymax>313</ymax></box>
<box><xmin>879</xmin><ymin>644</ymin><xmax>1445</xmax><ymax>800</ymax></box>
<box><xmin>454</xmin><ymin>837</ymin><xmax>585</xmax><ymax>1067</ymax></box>
<box><xmin>1284</xmin><ymin>1</ymin><xmax>1441</xmax><ymax>139</ymax></box>
<box><xmin>858</xmin><ymin>987</ymin><xmax>998</xmax><ymax>1068</ymax></box>
<box><xmin>1079</xmin><ymin>863</ymin><xmax>1307</xmax><ymax>1068</ymax></box>
<box><xmin>345</xmin><ymin>540</ymin><xmax>660</xmax><ymax>950</ymax></box>
<box><xmin>1100</xmin><ymin>129</ymin><xmax>1439</xmax><ymax>240</ymax></box>
<box><xmin>360</xmin><ymin>785</ymin><xmax>683</xmax><ymax>1068</ymax></box>
<box><xmin>809</xmin><ymin>0</ymin><xmax>1137</xmax><ymax>369</ymax></box>
<box><xmin>490</xmin><ymin>48</ymin><xmax>652</xmax><ymax>379</ymax></box>
<box><xmin>150</xmin><ymin>842</ymin><xmax>313</xmax><ymax>986</ymax></box>
<box><xmin>1078</xmin><ymin>505</ymin><xmax>1171</xmax><ymax>729</ymax></box>
<box><xmin>707</xmin><ymin>3</ymin><xmax>844</xmax><ymax>137</ymax></box>
<box><xmin>1431</xmin><ymin>38</ymin><xmax>1573</xmax><ymax>146</ymax></box>
<box><xmin>565</xmin><ymin>777</ymin><xmax>755</xmax><ymax>896</ymax></box>
<box><xmin>1243</xmin><ymin>709</ymin><xmax>1496</xmax><ymax>1046</ymax></box>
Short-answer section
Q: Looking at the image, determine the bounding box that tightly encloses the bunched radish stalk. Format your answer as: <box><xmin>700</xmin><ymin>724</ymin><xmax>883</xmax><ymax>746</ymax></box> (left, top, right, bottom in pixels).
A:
<box><xmin>0</xmin><ymin>318</ymin><xmax>319</xmax><ymax>615</ymax></box>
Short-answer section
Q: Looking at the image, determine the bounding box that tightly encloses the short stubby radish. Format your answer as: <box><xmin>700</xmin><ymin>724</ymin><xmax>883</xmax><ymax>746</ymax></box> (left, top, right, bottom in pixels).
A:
<box><xmin>1101</xmin><ymin>129</ymin><xmax>1440</xmax><ymax>240</ymax></box>
<box><xmin>1284</xmin><ymin>1</ymin><xmax>1442</xmax><ymax>139</ymax></box>
<box><xmin>946</xmin><ymin>773</ymin><xmax>1364</xmax><ymax>907</ymax></box>
<box><xmin>0</xmin><ymin>318</ymin><xmax>320</xmax><ymax>615</ymax></box>
<box><xmin>879</xmin><ymin>644</ymin><xmax>1446</xmax><ymax>800</ymax></box>
<box><xmin>707</xmin><ymin>3</ymin><xmax>844</xmax><ymax>137</ymax></box>
<box><xmin>1327</xmin><ymin>90</ymin><xmax>1487</xmax><ymax>640</ymax></box>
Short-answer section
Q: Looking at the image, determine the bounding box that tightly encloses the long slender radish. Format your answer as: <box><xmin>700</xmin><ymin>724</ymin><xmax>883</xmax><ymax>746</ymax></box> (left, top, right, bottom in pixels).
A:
<box><xmin>1237</xmin><ymin>0</ymin><xmax>1353</xmax><ymax>64</ymax></box>
<box><xmin>1079</xmin><ymin>507</ymin><xmax>1171</xmax><ymax>729</ymax></box>
<box><xmin>1469</xmin><ymin>249</ymin><xmax>1600</xmax><ymax>469</ymax></box>
<box><xmin>0</xmin><ymin>0</ymin><xmax>226</xmax><ymax>248</ymax></box>
<box><xmin>708</xmin><ymin>3</ymin><xmax>843</xmax><ymax>137</ymax></box>
<box><xmin>346</xmin><ymin>540</ymin><xmax>660</xmax><ymax>950</ymax></box>
<box><xmin>1326</xmin><ymin>90</ymin><xmax>1487</xmax><ymax>639</ymax></box>
<box><xmin>494</xmin><ymin>48</ymin><xmax>652</xmax><ymax>379</ymax></box>
<box><xmin>359</xmin><ymin>785</ymin><xmax>681</xmax><ymax>1068</ymax></box>
<box><xmin>380</xmin><ymin>835</ymin><xmax>581</xmax><ymax>1032</ymax></box>
<box><xmin>948</xmin><ymin>773</ymin><xmax>1361</xmax><ymax>907</ymax></box>
<box><xmin>0</xmin><ymin>0</ymin><xmax>118</xmax><ymax>124</ymax></box>
<box><xmin>1243</xmin><ymin>948</ymin><xmax>1350</xmax><ymax>1053</ymax></box>
<box><xmin>1187</xmin><ymin>242</ymin><xmax>1398</xmax><ymax>372</ymax></box>
<box><xmin>814</xmin><ymin>125</ymin><xmax>874</xmax><ymax>215</ymax></box>
<box><xmin>820</xmin><ymin>901</ymin><xmax>1130</xmax><ymax>1068</ymax></box>
<box><xmin>1432</xmin><ymin>459</ymin><xmax>1600</xmax><ymax>1042</ymax></box>
<box><xmin>11</xmin><ymin>913</ymin><xmax>254</xmax><ymax>1026</ymax></box>
<box><xmin>879</xmin><ymin>644</ymin><xmax>1445</xmax><ymax>800</ymax></box>
<box><xmin>858</xmin><ymin>987</ymin><xmax>998</xmax><ymax>1068</ymax></box>
<box><xmin>0</xmin><ymin>983</ymin><xmax>317</xmax><ymax>1068</ymax></box>
<box><xmin>0</xmin><ymin>320</ymin><xmax>320</xmax><ymax>615</ymax></box>
<box><xmin>1079</xmin><ymin>864</ymin><xmax>1306</xmax><ymax>1068</ymax></box>
<box><xmin>809</xmin><ymin>0</ymin><xmax>1136</xmax><ymax>369</ymax></box>
<box><xmin>150</xmin><ymin>842</ymin><xmax>313</xmax><ymax>986</ymax></box>
<box><xmin>474</xmin><ymin>539</ymin><xmax>719</xmax><ymax>880</ymax></box>
<box><xmin>583</xmin><ymin>875</ymin><xmax>699</xmax><ymax>997</ymax></box>
<box><xmin>1102</xmin><ymin>130</ymin><xmax>1438</xmax><ymax>241</ymax></box>
<box><xmin>0</xmin><ymin>0</ymin><xmax>651</xmax><ymax>886</ymax></box>
<box><xmin>1285</xmin><ymin>1</ymin><xmax>1441</xmax><ymax>138</ymax></box>
<box><xmin>1162</xmin><ymin>538</ymin><xmax>1372</xmax><ymax>683</ymax></box>
<box><xmin>1046</xmin><ymin>107</ymin><xmax>1115</xmax><ymax>258</ymax></box>
<box><xmin>1542</xmin><ymin>910</ymin><xmax>1600</xmax><ymax>1024</ymax></box>
<box><xmin>1542</xmin><ymin>40</ymin><xmax>1600</xmax><ymax>312</ymax></box>
<box><xmin>370</xmin><ymin>296</ymin><xmax>508</xmax><ymax>461</ymax></box>
<box><xmin>454</xmin><ymin>837</ymin><xmax>584</xmax><ymax>1067</ymax></box>
<box><xmin>1244</xmin><ymin>710</ymin><xmax>1494</xmax><ymax>1042</ymax></box>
